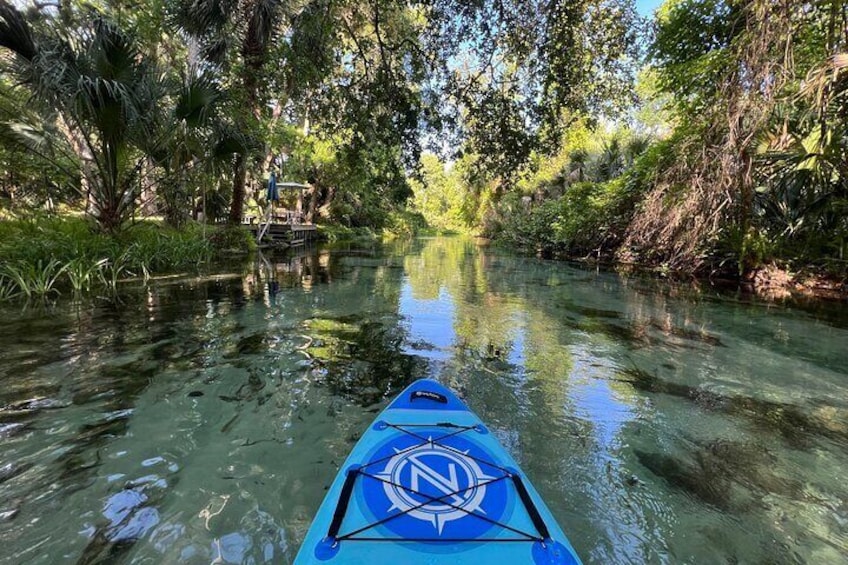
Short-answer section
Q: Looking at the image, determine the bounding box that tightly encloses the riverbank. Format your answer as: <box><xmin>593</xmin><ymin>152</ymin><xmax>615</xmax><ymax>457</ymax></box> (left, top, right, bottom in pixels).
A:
<box><xmin>0</xmin><ymin>216</ymin><xmax>255</xmax><ymax>300</ymax></box>
<box><xmin>742</xmin><ymin>264</ymin><xmax>848</xmax><ymax>301</ymax></box>
<box><xmin>0</xmin><ymin>214</ymin><xmax>441</xmax><ymax>301</ymax></box>
<box><xmin>481</xmin><ymin>235</ymin><xmax>848</xmax><ymax>302</ymax></box>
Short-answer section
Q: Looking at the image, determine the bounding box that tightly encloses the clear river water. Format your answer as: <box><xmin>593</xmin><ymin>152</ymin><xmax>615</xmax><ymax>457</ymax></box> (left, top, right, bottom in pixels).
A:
<box><xmin>1</xmin><ymin>237</ymin><xmax>846</xmax><ymax>564</ymax></box>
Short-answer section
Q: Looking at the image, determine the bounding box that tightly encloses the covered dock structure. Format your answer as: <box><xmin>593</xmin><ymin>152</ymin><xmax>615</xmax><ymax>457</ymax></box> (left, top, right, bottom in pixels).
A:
<box><xmin>245</xmin><ymin>181</ymin><xmax>318</xmax><ymax>246</ymax></box>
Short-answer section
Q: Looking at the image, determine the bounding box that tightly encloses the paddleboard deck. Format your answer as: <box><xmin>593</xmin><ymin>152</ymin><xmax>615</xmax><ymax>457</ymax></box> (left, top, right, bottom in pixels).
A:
<box><xmin>295</xmin><ymin>379</ymin><xmax>582</xmax><ymax>564</ymax></box>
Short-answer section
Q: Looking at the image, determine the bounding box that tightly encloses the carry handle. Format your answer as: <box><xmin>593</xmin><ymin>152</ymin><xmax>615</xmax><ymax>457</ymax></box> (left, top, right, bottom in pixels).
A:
<box><xmin>410</xmin><ymin>390</ymin><xmax>448</xmax><ymax>404</ymax></box>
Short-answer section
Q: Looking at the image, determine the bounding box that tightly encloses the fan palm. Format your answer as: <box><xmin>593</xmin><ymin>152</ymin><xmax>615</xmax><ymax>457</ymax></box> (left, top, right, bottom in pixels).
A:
<box><xmin>171</xmin><ymin>0</ymin><xmax>287</xmax><ymax>225</ymax></box>
<box><xmin>0</xmin><ymin>3</ymin><xmax>161</xmax><ymax>231</ymax></box>
<box><xmin>594</xmin><ymin>138</ymin><xmax>625</xmax><ymax>182</ymax></box>
<box><xmin>0</xmin><ymin>79</ymin><xmax>80</xmax><ymax>206</ymax></box>
<box><xmin>144</xmin><ymin>72</ymin><xmax>226</xmax><ymax>227</ymax></box>
<box><xmin>566</xmin><ymin>148</ymin><xmax>590</xmax><ymax>183</ymax></box>
<box><xmin>756</xmin><ymin>53</ymin><xmax>848</xmax><ymax>249</ymax></box>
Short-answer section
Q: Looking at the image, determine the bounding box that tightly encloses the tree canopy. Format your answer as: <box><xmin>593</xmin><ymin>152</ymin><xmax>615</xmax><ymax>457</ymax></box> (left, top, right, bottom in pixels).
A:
<box><xmin>1</xmin><ymin>0</ymin><xmax>845</xmax><ymax>278</ymax></box>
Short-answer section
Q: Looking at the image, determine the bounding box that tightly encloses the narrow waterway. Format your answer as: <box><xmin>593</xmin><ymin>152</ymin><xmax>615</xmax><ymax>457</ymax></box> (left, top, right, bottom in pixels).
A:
<box><xmin>1</xmin><ymin>237</ymin><xmax>846</xmax><ymax>564</ymax></box>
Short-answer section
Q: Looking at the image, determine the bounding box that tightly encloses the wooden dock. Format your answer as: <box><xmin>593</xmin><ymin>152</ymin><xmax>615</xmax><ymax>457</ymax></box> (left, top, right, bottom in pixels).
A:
<box><xmin>246</xmin><ymin>222</ymin><xmax>318</xmax><ymax>246</ymax></box>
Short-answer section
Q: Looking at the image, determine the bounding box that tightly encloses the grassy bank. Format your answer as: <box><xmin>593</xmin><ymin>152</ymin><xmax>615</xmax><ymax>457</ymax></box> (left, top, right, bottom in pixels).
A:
<box><xmin>317</xmin><ymin>209</ymin><xmax>428</xmax><ymax>243</ymax></box>
<box><xmin>316</xmin><ymin>224</ymin><xmax>379</xmax><ymax>244</ymax></box>
<box><xmin>0</xmin><ymin>216</ymin><xmax>253</xmax><ymax>300</ymax></box>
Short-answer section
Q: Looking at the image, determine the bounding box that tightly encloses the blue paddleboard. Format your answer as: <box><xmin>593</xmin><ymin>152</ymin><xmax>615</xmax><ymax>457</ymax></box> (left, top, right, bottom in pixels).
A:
<box><xmin>295</xmin><ymin>379</ymin><xmax>582</xmax><ymax>564</ymax></box>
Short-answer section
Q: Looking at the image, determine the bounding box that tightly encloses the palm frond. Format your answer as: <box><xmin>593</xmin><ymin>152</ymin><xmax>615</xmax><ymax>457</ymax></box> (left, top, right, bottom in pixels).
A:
<box><xmin>248</xmin><ymin>0</ymin><xmax>282</xmax><ymax>50</ymax></box>
<box><xmin>170</xmin><ymin>0</ymin><xmax>237</xmax><ymax>37</ymax></box>
<box><xmin>0</xmin><ymin>1</ymin><xmax>36</xmax><ymax>62</ymax></box>
<box><xmin>175</xmin><ymin>72</ymin><xmax>223</xmax><ymax>127</ymax></box>
<box><xmin>211</xmin><ymin>122</ymin><xmax>258</xmax><ymax>160</ymax></box>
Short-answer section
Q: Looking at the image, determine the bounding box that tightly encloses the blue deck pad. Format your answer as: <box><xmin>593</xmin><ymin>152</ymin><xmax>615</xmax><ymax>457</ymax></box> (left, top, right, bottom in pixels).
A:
<box><xmin>355</xmin><ymin>430</ymin><xmax>511</xmax><ymax>542</ymax></box>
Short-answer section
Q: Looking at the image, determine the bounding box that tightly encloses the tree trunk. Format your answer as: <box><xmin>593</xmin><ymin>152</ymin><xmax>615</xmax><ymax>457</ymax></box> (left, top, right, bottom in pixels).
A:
<box><xmin>322</xmin><ymin>183</ymin><xmax>336</xmax><ymax>220</ymax></box>
<box><xmin>226</xmin><ymin>0</ymin><xmax>276</xmax><ymax>226</ymax></box>
<box><xmin>141</xmin><ymin>158</ymin><xmax>157</xmax><ymax>217</ymax></box>
<box><xmin>228</xmin><ymin>154</ymin><xmax>248</xmax><ymax>225</ymax></box>
<box><xmin>306</xmin><ymin>182</ymin><xmax>319</xmax><ymax>223</ymax></box>
<box><xmin>163</xmin><ymin>173</ymin><xmax>190</xmax><ymax>228</ymax></box>
<box><xmin>97</xmin><ymin>197</ymin><xmax>123</xmax><ymax>234</ymax></box>
<box><xmin>61</xmin><ymin>118</ymin><xmax>94</xmax><ymax>216</ymax></box>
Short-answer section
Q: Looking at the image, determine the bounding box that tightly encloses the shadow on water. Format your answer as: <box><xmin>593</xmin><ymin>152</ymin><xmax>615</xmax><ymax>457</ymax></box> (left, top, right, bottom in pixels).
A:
<box><xmin>618</xmin><ymin>366</ymin><xmax>848</xmax><ymax>448</ymax></box>
<box><xmin>634</xmin><ymin>438</ymin><xmax>808</xmax><ymax>513</ymax></box>
<box><xmin>556</xmin><ymin>310</ymin><xmax>725</xmax><ymax>350</ymax></box>
<box><xmin>303</xmin><ymin>314</ymin><xmax>428</xmax><ymax>407</ymax></box>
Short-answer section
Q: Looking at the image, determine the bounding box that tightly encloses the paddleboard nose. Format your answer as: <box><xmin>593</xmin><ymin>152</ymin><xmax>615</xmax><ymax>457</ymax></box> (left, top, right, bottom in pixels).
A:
<box><xmin>388</xmin><ymin>379</ymin><xmax>467</xmax><ymax>411</ymax></box>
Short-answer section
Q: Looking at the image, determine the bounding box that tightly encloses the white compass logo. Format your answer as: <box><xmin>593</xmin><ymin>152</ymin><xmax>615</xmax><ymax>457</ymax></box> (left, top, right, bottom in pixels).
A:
<box><xmin>376</xmin><ymin>440</ymin><xmax>496</xmax><ymax>534</ymax></box>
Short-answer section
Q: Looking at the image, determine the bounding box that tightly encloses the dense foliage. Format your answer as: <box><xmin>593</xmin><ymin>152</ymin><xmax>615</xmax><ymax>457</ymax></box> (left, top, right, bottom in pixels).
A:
<box><xmin>1</xmin><ymin>0</ymin><xmax>846</xmax><ymax>287</ymax></box>
<box><xmin>411</xmin><ymin>0</ymin><xmax>847</xmax><ymax>280</ymax></box>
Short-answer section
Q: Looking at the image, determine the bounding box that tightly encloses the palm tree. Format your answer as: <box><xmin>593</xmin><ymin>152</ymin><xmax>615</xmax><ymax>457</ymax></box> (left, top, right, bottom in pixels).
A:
<box><xmin>0</xmin><ymin>2</ymin><xmax>243</xmax><ymax>230</ymax></box>
<box><xmin>624</xmin><ymin>136</ymin><xmax>651</xmax><ymax>166</ymax></box>
<box><xmin>757</xmin><ymin>53</ymin><xmax>848</xmax><ymax>250</ymax></box>
<box><xmin>172</xmin><ymin>0</ymin><xmax>287</xmax><ymax>225</ymax></box>
<box><xmin>566</xmin><ymin>148</ymin><xmax>590</xmax><ymax>184</ymax></box>
<box><xmin>146</xmin><ymin>72</ymin><xmax>225</xmax><ymax>227</ymax></box>
<box><xmin>594</xmin><ymin>138</ymin><xmax>625</xmax><ymax>182</ymax></box>
<box><xmin>0</xmin><ymin>3</ymin><xmax>160</xmax><ymax>231</ymax></box>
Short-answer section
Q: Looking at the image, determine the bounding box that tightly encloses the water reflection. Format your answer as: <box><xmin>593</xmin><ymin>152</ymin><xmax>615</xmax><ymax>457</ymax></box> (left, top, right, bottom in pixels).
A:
<box><xmin>0</xmin><ymin>237</ymin><xmax>847</xmax><ymax>563</ymax></box>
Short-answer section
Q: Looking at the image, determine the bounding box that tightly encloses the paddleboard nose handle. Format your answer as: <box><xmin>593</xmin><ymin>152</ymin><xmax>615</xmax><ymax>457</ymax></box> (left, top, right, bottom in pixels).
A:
<box><xmin>532</xmin><ymin>539</ymin><xmax>579</xmax><ymax>565</ymax></box>
<box><xmin>410</xmin><ymin>390</ymin><xmax>448</xmax><ymax>403</ymax></box>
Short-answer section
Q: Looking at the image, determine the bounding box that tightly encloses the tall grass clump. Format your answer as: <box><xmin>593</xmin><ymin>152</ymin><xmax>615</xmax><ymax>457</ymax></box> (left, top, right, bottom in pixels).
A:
<box><xmin>119</xmin><ymin>223</ymin><xmax>215</xmax><ymax>272</ymax></box>
<box><xmin>65</xmin><ymin>258</ymin><xmax>108</xmax><ymax>293</ymax></box>
<box><xmin>0</xmin><ymin>216</ymin><xmax>218</xmax><ymax>300</ymax></box>
<box><xmin>0</xmin><ymin>277</ymin><xmax>15</xmax><ymax>301</ymax></box>
<box><xmin>0</xmin><ymin>259</ymin><xmax>68</xmax><ymax>298</ymax></box>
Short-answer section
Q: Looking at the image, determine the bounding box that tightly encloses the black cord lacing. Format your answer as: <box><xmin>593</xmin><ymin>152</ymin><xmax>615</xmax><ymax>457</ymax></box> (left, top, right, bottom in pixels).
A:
<box><xmin>329</xmin><ymin>422</ymin><xmax>548</xmax><ymax>544</ymax></box>
<box><xmin>385</xmin><ymin>423</ymin><xmax>514</xmax><ymax>475</ymax></box>
<box><xmin>356</xmin><ymin>424</ymin><xmax>476</xmax><ymax>473</ymax></box>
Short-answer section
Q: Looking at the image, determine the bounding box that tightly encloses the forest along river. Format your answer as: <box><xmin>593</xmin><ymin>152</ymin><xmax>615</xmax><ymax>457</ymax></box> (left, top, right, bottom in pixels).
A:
<box><xmin>0</xmin><ymin>237</ymin><xmax>846</xmax><ymax>564</ymax></box>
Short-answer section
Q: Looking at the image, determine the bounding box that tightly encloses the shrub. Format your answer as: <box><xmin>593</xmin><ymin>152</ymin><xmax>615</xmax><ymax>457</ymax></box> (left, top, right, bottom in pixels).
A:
<box><xmin>208</xmin><ymin>225</ymin><xmax>256</xmax><ymax>254</ymax></box>
<box><xmin>496</xmin><ymin>174</ymin><xmax>643</xmax><ymax>258</ymax></box>
<box><xmin>497</xmin><ymin>197</ymin><xmax>564</xmax><ymax>255</ymax></box>
<box><xmin>383</xmin><ymin>210</ymin><xmax>428</xmax><ymax>239</ymax></box>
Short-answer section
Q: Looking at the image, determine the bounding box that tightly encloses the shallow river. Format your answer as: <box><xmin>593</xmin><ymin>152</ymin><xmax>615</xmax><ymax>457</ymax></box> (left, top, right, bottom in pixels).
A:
<box><xmin>1</xmin><ymin>237</ymin><xmax>847</xmax><ymax>564</ymax></box>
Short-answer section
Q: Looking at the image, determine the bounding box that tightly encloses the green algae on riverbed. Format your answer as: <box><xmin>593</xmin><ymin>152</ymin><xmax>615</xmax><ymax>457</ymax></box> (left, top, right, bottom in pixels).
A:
<box><xmin>1</xmin><ymin>237</ymin><xmax>847</xmax><ymax>563</ymax></box>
